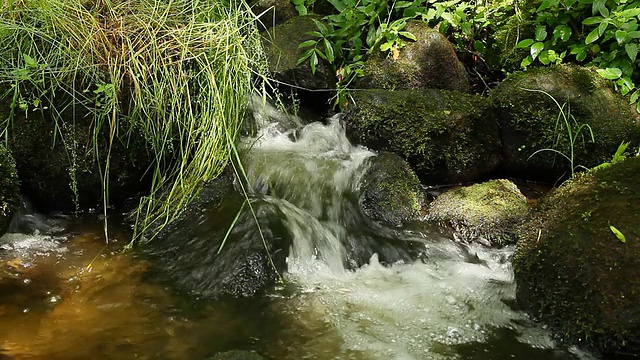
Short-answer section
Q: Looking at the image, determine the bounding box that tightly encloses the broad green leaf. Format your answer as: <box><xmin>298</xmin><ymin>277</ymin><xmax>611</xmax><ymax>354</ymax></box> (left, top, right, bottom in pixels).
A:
<box><xmin>531</xmin><ymin>42</ymin><xmax>544</xmax><ymax>59</ymax></box>
<box><xmin>515</xmin><ymin>38</ymin><xmax>534</xmax><ymax>49</ymax></box>
<box><xmin>536</xmin><ymin>26</ymin><xmax>548</xmax><ymax>41</ymax></box>
<box><xmin>297</xmin><ymin>48</ymin><xmax>315</xmax><ymax>65</ymax></box>
<box><xmin>305</xmin><ymin>30</ymin><xmax>324</xmax><ymax>38</ymax></box>
<box><xmin>597</xmin><ymin>21</ymin><xmax>608</xmax><ymax>36</ymax></box>
<box><xmin>615</xmin><ymin>30</ymin><xmax>628</xmax><ymax>44</ymax></box>
<box><xmin>554</xmin><ymin>25</ymin><xmax>572</xmax><ymax>41</ymax></box>
<box><xmin>324</xmin><ymin>39</ymin><xmax>335</xmax><ymax>63</ymax></box>
<box><xmin>473</xmin><ymin>40</ymin><xmax>486</xmax><ymax>53</ymax></box>
<box><xmin>327</xmin><ymin>0</ymin><xmax>347</xmax><ymax>12</ymax></box>
<box><xmin>380</xmin><ymin>41</ymin><xmax>393</xmax><ymax>51</ymax></box>
<box><xmin>310</xmin><ymin>51</ymin><xmax>318</xmax><ymax>74</ymax></box>
<box><xmin>298</xmin><ymin>40</ymin><xmax>317</xmax><ymax>48</ymax></box>
<box><xmin>539</xmin><ymin>50</ymin><xmax>551</xmax><ymax>64</ymax></box>
<box><xmin>631</xmin><ymin>90</ymin><xmax>640</xmax><ymax>104</ymax></box>
<box><xmin>583</xmin><ymin>16</ymin><xmax>603</xmax><ymax>25</ymax></box>
<box><xmin>625</xmin><ymin>43</ymin><xmax>638</xmax><ymax>61</ymax></box>
<box><xmin>312</xmin><ymin>19</ymin><xmax>329</xmax><ymax>35</ymax></box>
<box><xmin>586</xmin><ymin>28</ymin><xmax>601</xmax><ymax>44</ymax></box>
<box><xmin>22</xmin><ymin>53</ymin><xmax>36</xmax><ymax>67</ymax></box>
<box><xmin>619</xmin><ymin>8</ymin><xmax>640</xmax><ymax>18</ymax></box>
<box><xmin>629</xmin><ymin>31</ymin><xmax>640</xmax><ymax>39</ymax></box>
<box><xmin>365</xmin><ymin>23</ymin><xmax>377</xmax><ymax>47</ymax></box>
<box><xmin>521</xmin><ymin>55</ymin><xmax>533</xmax><ymax>68</ymax></box>
<box><xmin>610</xmin><ymin>225</ymin><xmax>626</xmax><ymax>243</ymax></box>
<box><xmin>537</xmin><ymin>0</ymin><xmax>557</xmax><ymax>11</ymax></box>
<box><xmin>398</xmin><ymin>31</ymin><xmax>417</xmax><ymax>41</ymax></box>
<box><xmin>596</xmin><ymin>67</ymin><xmax>622</xmax><ymax>79</ymax></box>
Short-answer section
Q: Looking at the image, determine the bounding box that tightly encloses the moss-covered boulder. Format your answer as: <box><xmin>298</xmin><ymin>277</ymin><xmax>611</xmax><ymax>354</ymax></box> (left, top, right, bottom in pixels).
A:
<box><xmin>360</xmin><ymin>152</ymin><xmax>424</xmax><ymax>226</ymax></box>
<box><xmin>344</xmin><ymin>89</ymin><xmax>501</xmax><ymax>184</ymax></box>
<box><xmin>425</xmin><ymin>179</ymin><xmax>528</xmax><ymax>246</ymax></box>
<box><xmin>355</xmin><ymin>21</ymin><xmax>469</xmax><ymax>92</ymax></box>
<box><xmin>0</xmin><ymin>143</ymin><xmax>20</xmax><ymax>235</ymax></box>
<box><xmin>491</xmin><ymin>65</ymin><xmax>640</xmax><ymax>182</ymax></box>
<box><xmin>261</xmin><ymin>15</ymin><xmax>336</xmax><ymax>91</ymax></box>
<box><xmin>514</xmin><ymin>156</ymin><xmax>640</xmax><ymax>356</ymax></box>
<box><xmin>4</xmin><ymin>106</ymin><xmax>151</xmax><ymax>212</ymax></box>
<box><xmin>484</xmin><ymin>7</ymin><xmax>535</xmax><ymax>73</ymax></box>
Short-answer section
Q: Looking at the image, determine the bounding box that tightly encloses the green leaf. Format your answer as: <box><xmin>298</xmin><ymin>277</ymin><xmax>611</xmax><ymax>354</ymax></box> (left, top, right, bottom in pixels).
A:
<box><xmin>312</xmin><ymin>19</ymin><xmax>329</xmax><ymax>35</ymax></box>
<box><xmin>380</xmin><ymin>41</ymin><xmax>393</xmax><ymax>51</ymax></box>
<box><xmin>22</xmin><ymin>53</ymin><xmax>36</xmax><ymax>67</ymax></box>
<box><xmin>324</xmin><ymin>39</ymin><xmax>335</xmax><ymax>63</ymax></box>
<box><xmin>521</xmin><ymin>55</ymin><xmax>533</xmax><ymax>68</ymax></box>
<box><xmin>310</xmin><ymin>51</ymin><xmax>318</xmax><ymax>74</ymax></box>
<box><xmin>537</xmin><ymin>0</ymin><xmax>557</xmax><ymax>12</ymax></box>
<box><xmin>615</xmin><ymin>30</ymin><xmax>628</xmax><ymax>45</ymax></box>
<box><xmin>531</xmin><ymin>42</ymin><xmax>544</xmax><ymax>59</ymax></box>
<box><xmin>327</xmin><ymin>0</ymin><xmax>347</xmax><ymax>12</ymax></box>
<box><xmin>625</xmin><ymin>43</ymin><xmax>638</xmax><ymax>61</ymax></box>
<box><xmin>597</xmin><ymin>21</ymin><xmax>608</xmax><ymax>36</ymax></box>
<box><xmin>554</xmin><ymin>25</ymin><xmax>572</xmax><ymax>42</ymax></box>
<box><xmin>536</xmin><ymin>26</ymin><xmax>548</xmax><ymax>41</ymax></box>
<box><xmin>515</xmin><ymin>38</ymin><xmax>534</xmax><ymax>49</ymax></box>
<box><xmin>398</xmin><ymin>31</ymin><xmax>417</xmax><ymax>41</ymax></box>
<box><xmin>297</xmin><ymin>48</ymin><xmax>315</xmax><ymax>65</ymax></box>
<box><xmin>298</xmin><ymin>40</ymin><xmax>317</xmax><ymax>48</ymax></box>
<box><xmin>596</xmin><ymin>67</ymin><xmax>623</xmax><ymax>79</ymax></box>
<box><xmin>610</xmin><ymin>225</ymin><xmax>626</xmax><ymax>243</ymax></box>
<box><xmin>539</xmin><ymin>50</ymin><xmax>551</xmax><ymax>65</ymax></box>
<box><xmin>631</xmin><ymin>90</ymin><xmax>640</xmax><ymax>104</ymax></box>
<box><xmin>586</xmin><ymin>28</ymin><xmax>601</xmax><ymax>44</ymax></box>
<box><xmin>473</xmin><ymin>40</ymin><xmax>486</xmax><ymax>53</ymax></box>
<box><xmin>583</xmin><ymin>16</ymin><xmax>603</xmax><ymax>26</ymax></box>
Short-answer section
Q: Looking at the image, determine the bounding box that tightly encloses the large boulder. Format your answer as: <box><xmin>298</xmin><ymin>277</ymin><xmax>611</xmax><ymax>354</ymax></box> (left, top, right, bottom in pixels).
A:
<box><xmin>250</xmin><ymin>0</ymin><xmax>298</xmax><ymax>29</ymax></box>
<box><xmin>514</xmin><ymin>156</ymin><xmax>640</xmax><ymax>356</ymax></box>
<box><xmin>355</xmin><ymin>21</ymin><xmax>469</xmax><ymax>92</ymax></box>
<box><xmin>484</xmin><ymin>8</ymin><xmax>535</xmax><ymax>73</ymax></box>
<box><xmin>343</xmin><ymin>89</ymin><xmax>501</xmax><ymax>184</ymax></box>
<box><xmin>0</xmin><ymin>143</ymin><xmax>20</xmax><ymax>235</ymax></box>
<box><xmin>360</xmin><ymin>152</ymin><xmax>424</xmax><ymax>227</ymax></box>
<box><xmin>424</xmin><ymin>179</ymin><xmax>528</xmax><ymax>246</ymax></box>
<box><xmin>491</xmin><ymin>65</ymin><xmax>640</xmax><ymax>182</ymax></box>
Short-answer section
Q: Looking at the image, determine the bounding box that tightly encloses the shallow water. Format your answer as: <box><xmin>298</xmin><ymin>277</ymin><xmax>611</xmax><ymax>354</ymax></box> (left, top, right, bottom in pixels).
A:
<box><xmin>0</xmin><ymin>100</ymin><xmax>602</xmax><ymax>359</ymax></box>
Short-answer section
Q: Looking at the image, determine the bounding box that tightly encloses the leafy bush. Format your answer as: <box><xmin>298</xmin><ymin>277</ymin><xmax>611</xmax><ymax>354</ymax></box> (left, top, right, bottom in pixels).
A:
<box><xmin>514</xmin><ymin>0</ymin><xmax>640</xmax><ymax>111</ymax></box>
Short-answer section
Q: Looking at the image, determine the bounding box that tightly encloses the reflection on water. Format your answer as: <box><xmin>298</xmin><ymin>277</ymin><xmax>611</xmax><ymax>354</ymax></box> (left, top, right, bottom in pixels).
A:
<box><xmin>0</xmin><ymin>217</ymin><xmax>597</xmax><ymax>360</ymax></box>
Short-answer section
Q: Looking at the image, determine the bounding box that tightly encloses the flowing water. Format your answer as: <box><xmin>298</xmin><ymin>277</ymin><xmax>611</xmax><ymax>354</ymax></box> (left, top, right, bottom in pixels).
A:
<box><xmin>0</xmin><ymin>99</ymin><xmax>602</xmax><ymax>360</ymax></box>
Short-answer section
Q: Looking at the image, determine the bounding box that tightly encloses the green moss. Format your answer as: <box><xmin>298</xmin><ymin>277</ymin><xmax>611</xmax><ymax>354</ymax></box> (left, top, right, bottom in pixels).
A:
<box><xmin>0</xmin><ymin>142</ymin><xmax>20</xmax><ymax>234</ymax></box>
<box><xmin>514</xmin><ymin>156</ymin><xmax>640</xmax><ymax>355</ymax></box>
<box><xmin>485</xmin><ymin>9</ymin><xmax>535</xmax><ymax>73</ymax></box>
<box><xmin>425</xmin><ymin>179</ymin><xmax>528</xmax><ymax>246</ymax></box>
<box><xmin>344</xmin><ymin>89</ymin><xmax>501</xmax><ymax>184</ymax></box>
<box><xmin>360</xmin><ymin>152</ymin><xmax>424</xmax><ymax>226</ymax></box>
<box><xmin>491</xmin><ymin>64</ymin><xmax>640</xmax><ymax>181</ymax></box>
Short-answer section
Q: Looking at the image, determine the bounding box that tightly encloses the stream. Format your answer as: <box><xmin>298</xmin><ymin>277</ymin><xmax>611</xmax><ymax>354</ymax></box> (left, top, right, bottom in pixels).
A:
<box><xmin>0</xmin><ymin>99</ymin><xmax>601</xmax><ymax>360</ymax></box>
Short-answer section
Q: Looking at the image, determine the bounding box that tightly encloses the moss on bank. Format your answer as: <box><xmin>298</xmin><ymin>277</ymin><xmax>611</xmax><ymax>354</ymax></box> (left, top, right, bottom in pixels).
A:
<box><xmin>0</xmin><ymin>143</ymin><xmax>20</xmax><ymax>234</ymax></box>
<box><xmin>514</xmin><ymin>156</ymin><xmax>640</xmax><ymax>355</ymax></box>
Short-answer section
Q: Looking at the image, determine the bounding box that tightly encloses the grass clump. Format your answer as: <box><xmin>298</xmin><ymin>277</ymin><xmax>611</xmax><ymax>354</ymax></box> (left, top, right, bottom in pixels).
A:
<box><xmin>0</xmin><ymin>0</ymin><xmax>268</xmax><ymax>243</ymax></box>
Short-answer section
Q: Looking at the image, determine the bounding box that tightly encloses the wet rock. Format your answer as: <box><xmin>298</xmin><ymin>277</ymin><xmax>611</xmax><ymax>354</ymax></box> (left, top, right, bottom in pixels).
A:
<box><xmin>343</xmin><ymin>89</ymin><xmax>501</xmax><ymax>184</ymax></box>
<box><xmin>0</xmin><ymin>143</ymin><xmax>20</xmax><ymax>235</ymax></box>
<box><xmin>425</xmin><ymin>179</ymin><xmax>528</xmax><ymax>246</ymax></box>
<box><xmin>491</xmin><ymin>64</ymin><xmax>640</xmax><ymax>182</ymax></box>
<box><xmin>261</xmin><ymin>15</ymin><xmax>337</xmax><ymax>91</ymax></box>
<box><xmin>360</xmin><ymin>152</ymin><xmax>424</xmax><ymax>226</ymax></box>
<box><xmin>208</xmin><ymin>350</ymin><xmax>265</xmax><ymax>360</ymax></box>
<box><xmin>514</xmin><ymin>156</ymin><xmax>640</xmax><ymax>356</ymax></box>
<box><xmin>355</xmin><ymin>21</ymin><xmax>469</xmax><ymax>92</ymax></box>
<box><xmin>4</xmin><ymin>106</ymin><xmax>151</xmax><ymax>212</ymax></box>
<box><xmin>142</xmin><ymin>174</ymin><xmax>290</xmax><ymax>298</ymax></box>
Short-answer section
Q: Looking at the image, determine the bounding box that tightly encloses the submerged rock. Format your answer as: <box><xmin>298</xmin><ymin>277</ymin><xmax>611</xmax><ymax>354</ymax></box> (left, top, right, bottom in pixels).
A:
<box><xmin>355</xmin><ymin>21</ymin><xmax>469</xmax><ymax>92</ymax></box>
<box><xmin>360</xmin><ymin>152</ymin><xmax>424</xmax><ymax>226</ymax></box>
<box><xmin>514</xmin><ymin>156</ymin><xmax>640</xmax><ymax>356</ymax></box>
<box><xmin>0</xmin><ymin>143</ymin><xmax>20</xmax><ymax>235</ymax></box>
<box><xmin>141</xmin><ymin>174</ymin><xmax>290</xmax><ymax>298</ymax></box>
<box><xmin>491</xmin><ymin>65</ymin><xmax>640</xmax><ymax>182</ymax></box>
<box><xmin>425</xmin><ymin>179</ymin><xmax>528</xmax><ymax>246</ymax></box>
<box><xmin>344</xmin><ymin>89</ymin><xmax>501</xmax><ymax>184</ymax></box>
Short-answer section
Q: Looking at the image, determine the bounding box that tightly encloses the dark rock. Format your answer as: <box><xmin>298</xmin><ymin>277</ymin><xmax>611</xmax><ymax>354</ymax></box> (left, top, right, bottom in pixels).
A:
<box><xmin>514</xmin><ymin>156</ymin><xmax>640</xmax><ymax>356</ymax></box>
<box><xmin>355</xmin><ymin>21</ymin><xmax>469</xmax><ymax>92</ymax></box>
<box><xmin>141</xmin><ymin>174</ymin><xmax>290</xmax><ymax>298</ymax></box>
<box><xmin>0</xmin><ymin>143</ymin><xmax>20</xmax><ymax>235</ymax></box>
<box><xmin>425</xmin><ymin>179</ymin><xmax>528</xmax><ymax>246</ymax></box>
<box><xmin>261</xmin><ymin>15</ymin><xmax>337</xmax><ymax>91</ymax></box>
<box><xmin>3</xmin><ymin>104</ymin><xmax>151</xmax><ymax>212</ymax></box>
<box><xmin>360</xmin><ymin>152</ymin><xmax>424</xmax><ymax>226</ymax></box>
<box><xmin>250</xmin><ymin>0</ymin><xmax>298</xmax><ymax>29</ymax></box>
<box><xmin>484</xmin><ymin>10</ymin><xmax>535</xmax><ymax>73</ymax></box>
<box><xmin>343</xmin><ymin>89</ymin><xmax>501</xmax><ymax>184</ymax></box>
<box><xmin>491</xmin><ymin>65</ymin><xmax>640</xmax><ymax>182</ymax></box>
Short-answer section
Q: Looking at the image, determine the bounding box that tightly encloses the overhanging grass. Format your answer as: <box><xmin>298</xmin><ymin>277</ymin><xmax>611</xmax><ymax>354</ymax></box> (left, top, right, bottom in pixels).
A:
<box><xmin>0</xmin><ymin>0</ymin><xmax>268</xmax><ymax>243</ymax></box>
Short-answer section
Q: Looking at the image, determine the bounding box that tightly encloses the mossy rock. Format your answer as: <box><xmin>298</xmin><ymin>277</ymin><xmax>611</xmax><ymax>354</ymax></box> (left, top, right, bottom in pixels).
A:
<box><xmin>424</xmin><ymin>179</ymin><xmax>528</xmax><ymax>246</ymax></box>
<box><xmin>514</xmin><ymin>156</ymin><xmax>640</xmax><ymax>356</ymax></box>
<box><xmin>0</xmin><ymin>143</ymin><xmax>20</xmax><ymax>235</ymax></box>
<box><xmin>343</xmin><ymin>89</ymin><xmax>501</xmax><ymax>184</ymax></box>
<box><xmin>355</xmin><ymin>21</ymin><xmax>469</xmax><ymax>92</ymax></box>
<box><xmin>491</xmin><ymin>64</ymin><xmax>640</xmax><ymax>182</ymax></box>
<box><xmin>4</xmin><ymin>105</ymin><xmax>151</xmax><ymax>212</ymax></box>
<box><xmin>250</xmin><ymin>0</ymin><xmax>298</xmax><ymax>29</ymax></box>
<box><xmin>360</xmin><ymin>152</ymin><xmax>424</xmax><ymax>226</ymax></box>
<box><xmin>261</xmin><ymin>15</ymin><xmax>336</xmax><ymax>90</ymax></box>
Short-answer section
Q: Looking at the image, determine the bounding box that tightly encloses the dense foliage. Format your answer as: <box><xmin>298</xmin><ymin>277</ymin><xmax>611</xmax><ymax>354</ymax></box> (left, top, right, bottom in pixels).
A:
<box><xmin>293</xmin><ymin>0</ymin><xmax>640</xmax><ymax>110</ymax></box>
